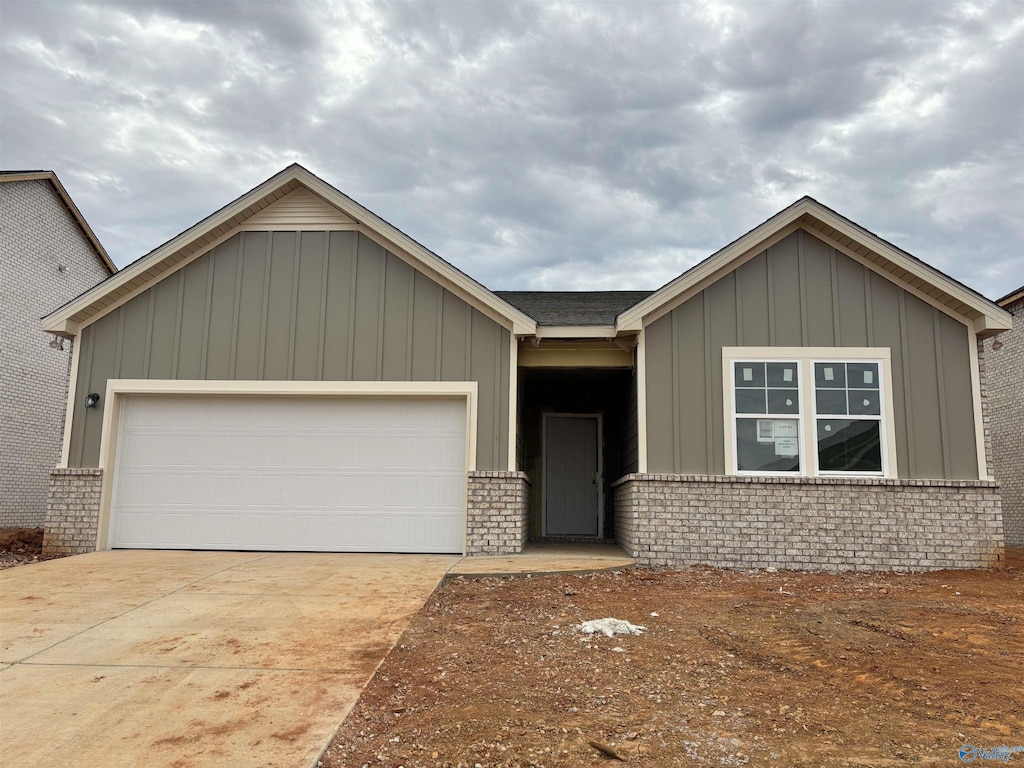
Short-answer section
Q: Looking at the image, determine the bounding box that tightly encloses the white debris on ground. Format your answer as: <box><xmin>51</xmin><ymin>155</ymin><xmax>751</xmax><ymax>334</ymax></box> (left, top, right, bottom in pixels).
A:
<box><xmin>577</xmin><ymin>618</ymin><xmax>646</xmax><ymax>637</ymax></box>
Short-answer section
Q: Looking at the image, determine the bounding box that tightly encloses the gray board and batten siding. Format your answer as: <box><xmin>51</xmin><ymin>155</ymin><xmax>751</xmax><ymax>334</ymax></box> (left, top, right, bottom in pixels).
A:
<box><xmin>67</xmin><ymin>230</ymin><xmax>511</xmax><ymax>470</ymax></box>
<box><xmin>644</xmin><ymin>228</ymin><xmax>979</xmax><ymax>480</ymax></box>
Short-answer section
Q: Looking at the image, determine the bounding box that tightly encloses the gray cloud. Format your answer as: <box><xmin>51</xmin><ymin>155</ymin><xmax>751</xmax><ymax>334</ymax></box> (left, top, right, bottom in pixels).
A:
<box><xmin>1</xmin><ymin>0</ymin><xmax>1021</xmax><ymax>298</ymax></box>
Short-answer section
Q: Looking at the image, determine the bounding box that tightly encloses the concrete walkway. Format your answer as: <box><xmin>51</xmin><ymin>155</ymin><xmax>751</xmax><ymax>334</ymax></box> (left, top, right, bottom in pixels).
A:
<box><xmin>0</xmin><ymin>550</ymin><xmax>458</xmax><ymax>768</ymax></box>
<box><xmin>448</xmin><ymin>542</ymin><xmax>636</xmax><ymax>578</ymax></box>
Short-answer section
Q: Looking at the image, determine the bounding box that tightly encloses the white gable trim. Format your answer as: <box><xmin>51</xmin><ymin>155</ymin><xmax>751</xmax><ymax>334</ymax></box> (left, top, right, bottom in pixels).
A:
<box><xmin>616</xmin><ymin>198</ymin><xmax>1011</xmax><ymax>335</ymax></box>
<box><xmin>42</xmin><ymin>165</ymin><xmax>536</xmax><ymax>337</ymax></box>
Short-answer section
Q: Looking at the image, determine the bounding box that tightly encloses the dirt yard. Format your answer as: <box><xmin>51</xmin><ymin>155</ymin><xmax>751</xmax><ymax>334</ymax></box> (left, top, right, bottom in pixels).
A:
<box><xmin>323</xmin><ymin>551</ymin><xmax>1024</xmax><ymax>767</ymax></box>
<box><xmin>0</xmin><ymin>528</ymin><xmax>44</xmax><ymax>569</ymax></box>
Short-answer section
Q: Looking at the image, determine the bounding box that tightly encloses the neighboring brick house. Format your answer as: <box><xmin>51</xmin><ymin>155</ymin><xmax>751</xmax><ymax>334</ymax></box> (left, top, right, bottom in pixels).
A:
<box><xmin>0</xmin><ymin>171</ymin><xmax>115</xmax><ymax>527</ymax></box>
<box><xmin>984</xmin><ymin>285</ymin><xmax>1024</xmax><ymax>546</ymax></box>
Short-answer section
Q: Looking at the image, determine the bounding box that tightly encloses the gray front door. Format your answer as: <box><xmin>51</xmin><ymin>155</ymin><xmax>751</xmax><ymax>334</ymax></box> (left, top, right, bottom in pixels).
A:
<box><xmin>544</xmin><ymin>415</ymin><xmax>600</xmax><ymax>536</ymax></box>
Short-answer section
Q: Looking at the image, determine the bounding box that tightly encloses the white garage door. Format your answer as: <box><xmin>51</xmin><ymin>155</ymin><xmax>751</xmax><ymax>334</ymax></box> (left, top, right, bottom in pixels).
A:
<box><xmin>108</xmin><ymin>395</ymin><xmax>467</xmax><ymax>552</ymax></box>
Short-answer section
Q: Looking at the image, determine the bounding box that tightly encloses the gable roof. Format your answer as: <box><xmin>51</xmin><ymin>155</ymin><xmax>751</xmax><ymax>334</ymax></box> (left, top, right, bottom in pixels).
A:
<box><xmin>0</xmin><ymin>170</ymin><xmax>116</xmax><ymax>274</ymax></box>
<box><xmin>497</xmin><ymin>291</ymin><xmax>653</xmax><ymax>326</ymax></box>
<box><xmin>616</xmin><ymin>196</ymin><xmax>1012</xmax><ymax>335</ymax></box>
<box><xmin>41</xmin><ymin>164</ymin><xmax>536</xmax><ymax>337</ymax></box>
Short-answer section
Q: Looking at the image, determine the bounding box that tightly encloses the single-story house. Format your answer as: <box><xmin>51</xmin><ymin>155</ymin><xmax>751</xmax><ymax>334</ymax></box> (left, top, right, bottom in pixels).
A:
<box><xmin>40</xmin><ymin>164</ymin><xmax>1012</xmax><ymax>570</ymax></box>
<box><xmin>1</xmin><ymin>170</ymin><xmax>115</xmax><ymax>528</ymax></box>
<box><xmin>984</xmin><ymin>285</ymin><xmax>1023</xmax><ymax>546</ymax></box>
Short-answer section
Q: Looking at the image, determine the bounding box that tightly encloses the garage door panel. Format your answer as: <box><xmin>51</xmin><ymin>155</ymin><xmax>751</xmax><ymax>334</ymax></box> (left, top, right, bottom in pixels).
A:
<box><xmin>109</xmin><ymin>395</ymin><xmax>467</xmax><ymax>552</ymax></box>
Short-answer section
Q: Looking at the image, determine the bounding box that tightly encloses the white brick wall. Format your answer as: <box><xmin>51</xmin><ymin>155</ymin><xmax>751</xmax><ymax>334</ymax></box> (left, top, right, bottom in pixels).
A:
<box><xmin>1</xmin><ymin>179</ymin><xmax>111</xmax><ymax>527</ymax></box>
<box><xmin>466</xmin><ymin>471</ymin><xmax>530</xmax><ymax>554</ymax></box>
<box><xmin>614</xmin><ymin>474</ymin><xmax>1004</xmax><ymax>571</ymax></box>
<box><xmin>984</xmin><ymin>299</ymin><xmax>1024</xmax><ymax>546</ymax></box>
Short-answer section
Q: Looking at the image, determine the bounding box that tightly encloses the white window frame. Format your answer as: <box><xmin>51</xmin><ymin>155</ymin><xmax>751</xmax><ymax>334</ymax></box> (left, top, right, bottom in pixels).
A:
<box><xmin>726</xmin><ymin>357</ymin><xmax>805</xmax><ymax>476</ymax></box>
<box><xmin>723</xmin><ymin>347</ymin><xmax>898</xmax><ymax>479</ymax></box>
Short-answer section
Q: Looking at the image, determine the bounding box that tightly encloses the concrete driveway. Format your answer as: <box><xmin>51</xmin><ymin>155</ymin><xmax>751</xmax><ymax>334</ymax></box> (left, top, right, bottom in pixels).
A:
<box><xmin>0</xmin><ymin>550</ymin><xmax>459</xmax><ymax>767</ymax></box>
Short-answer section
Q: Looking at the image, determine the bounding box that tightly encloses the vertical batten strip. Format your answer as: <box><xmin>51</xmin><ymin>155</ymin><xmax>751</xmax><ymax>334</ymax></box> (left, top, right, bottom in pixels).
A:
<box><xmin>170</xmin><ymin>270</ymin><xmax>184</xmax><ymax>378</ymax></box>
<box><xmin>932</xmin><ymin>313</ymin><xmax>952</xmax><ymax>477</ymax></box>
<box><xmin>434</xmin><ymin>289</ymin><xmax>444</xmax><ymax>379</ymax></box>
<box><xmin>376</xmin><ymin>246</ymin><xmax>387</xmax><ymax>380</ymax></box>
<box><xmin>405</xmin><ymin>267</ymin><xmax>415</xmax><ymax>379</ymax></box>
<box><xmin>671</xmin><ymin>308</ymin><xmax>683</xmax><ymax>472</ymax></box>
<box><xmin>897</xmin><ymin>292</ymin><xmax>916</xmax><ymax>476</ymax></box>
<box><xmin>829</xmin><ymin>249</ymin><xmax>841</xmax><ymax>344</ymax></box>
<box><xmin>287</xmin><ymin>232</ymin><xmax>302</xmax><ymax>380</ymax></box>
<box><xmin>797</xmin><ymin>230</ymin><xmax>809</xmax><ymax>344</ymax></box>
<box><xmin>113</xmin><ymin>309</ymin><xmax>125</xmax><ymax>378</ymax></box>
<box><xmin>143</xmin><ymin>290</ymin><xmax>155</xmax><ymax>377</ymax></box>
<box><xmin>316</xmin><ymin>232</ymin><xmax>330</xmax><ymax>380</ymax></box>
<box><xmin>257</xmin><ymin>233</ymin><xmax>273</xmax><ymax>379</ymax></box>
<box><xmin>346</xmin><ymin>235</ymin><xmax>358</xmax><ymax>380</ymax></box>
<box><xmin>766</xmin><ymin>247</ymin><xmax>776</xmax><ymax>345</ymax></box>
<box><xmin>864</xmin><ymin>270</ymin><xmax>874</xmax><ymax>346</ymax></box>
<box><xmin>228</xmin><ymin>235</ymin><xmax>244</xmax><ymax>379</ymax></box>
<box><xmin>703</xmin><ymin>294</ymin><xmax>714</xmax><ymax>473</ymax></box>
<box><xmin>200</xmin><ymin>248</ymin><xmax>216</xmax><ymax>379</ymax></box>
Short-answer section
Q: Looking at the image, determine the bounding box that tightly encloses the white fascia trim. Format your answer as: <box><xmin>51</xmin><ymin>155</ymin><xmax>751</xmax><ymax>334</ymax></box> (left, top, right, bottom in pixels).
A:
<box><xmin>43</xmin><ymin>165</ymin><xmax>537</xmax><ymax>337</ymax></box>
<box><xmin>617</xmin><ymin>199</ymin><xmax>1011</xmax><ymax>332</ymax></box>
<box><xmin>58</xmin><ymin>337</ymin><xmax>82</xmax><ymax>467</ymax></box>
<box><xmin>93</xmin><ymin>379</ymin><xmax>480</xmax><ymax>551</ymax></box>
<box><xmin>967</xmin><ymin>321</ymin><xmax>993</xmax><ymax>480</ymax></box>
<box><xmin>534</xmin><ymin>325</ymin><xmax>617</xmax><ymax>339</ymax></box>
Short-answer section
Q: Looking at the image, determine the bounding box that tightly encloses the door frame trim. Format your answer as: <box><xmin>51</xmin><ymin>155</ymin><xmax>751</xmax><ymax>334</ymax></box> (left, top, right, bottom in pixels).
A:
<box><xmin>95</xmin><ymin>379</ymin><xmax>479</xmax><ymax>553</ymax></box>
<box><xmin>541</xmin><ymin>412</ymin><xmax>604</xmax><ymax>538</ymax></box>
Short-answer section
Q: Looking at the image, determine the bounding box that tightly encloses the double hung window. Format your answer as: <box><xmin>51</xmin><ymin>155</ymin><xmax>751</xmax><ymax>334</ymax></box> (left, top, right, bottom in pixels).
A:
<box><xmin>725</xmin><ymin>348</ymin><xmax>894</xmax><ymax>478</ymax></box>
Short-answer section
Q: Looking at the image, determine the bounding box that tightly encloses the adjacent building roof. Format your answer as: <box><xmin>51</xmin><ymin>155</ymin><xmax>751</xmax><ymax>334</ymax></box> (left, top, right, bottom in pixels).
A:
<box><xmin>496</xmin><ymin>291</ymin><xmax>653</xmax><ymax>326</ymax></box>
<box><xmin>996</xmin><ymin>284</ymin><xmax>1024</xmax><ymax>308</ymax></box>
<box><xmin>0</xmin><ymin>170</ymin><xmax>116</xmax><ymax>274</ymax></box>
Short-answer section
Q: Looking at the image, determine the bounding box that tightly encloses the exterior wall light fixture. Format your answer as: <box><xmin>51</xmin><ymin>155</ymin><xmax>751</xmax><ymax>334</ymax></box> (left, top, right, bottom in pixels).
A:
<box><xmin>84</xmin><ymin>393</ymin><xmax>101</xmax><ymax>408</ymax></box>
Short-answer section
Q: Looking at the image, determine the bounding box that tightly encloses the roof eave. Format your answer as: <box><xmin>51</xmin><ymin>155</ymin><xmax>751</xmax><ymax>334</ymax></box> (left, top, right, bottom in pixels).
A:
<box><xmin>42</xmin><ymin>164</ymin><xmax>536</xmax><ymax>337</ymax></box>
<box><xmin>615</xmin><ymin>198</ymin><xmax>1011</xmax><ymax>335</ymax></box>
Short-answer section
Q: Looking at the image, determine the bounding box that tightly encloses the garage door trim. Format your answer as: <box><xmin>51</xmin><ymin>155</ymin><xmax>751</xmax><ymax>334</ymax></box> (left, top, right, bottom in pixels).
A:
<box><xmin>93</xmin><ymin>379</ymin><xmax>478</xmax><ymax>552</ymax></box>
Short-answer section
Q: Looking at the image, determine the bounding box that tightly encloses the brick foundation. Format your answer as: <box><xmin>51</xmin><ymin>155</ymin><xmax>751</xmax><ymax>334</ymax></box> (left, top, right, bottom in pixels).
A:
<box><xmin>613</xmin><ymin>473</ymin><xmax>1003</xmax><ymax>571</ymax></box>
<box><xmin>42</xmin><ymin>468</ymin><xmax>103</xmax><ymax>556</ymax></box>
<box><xmin>466</xmin><ymin>471</ymin><xmax>530</xmax><ymax>555</ymax></box>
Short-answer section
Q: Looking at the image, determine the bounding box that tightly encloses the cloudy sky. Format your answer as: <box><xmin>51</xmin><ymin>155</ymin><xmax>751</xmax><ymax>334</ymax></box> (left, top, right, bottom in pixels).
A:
<box><xmin>1</xmin><ymin>1</ymin><xmax>1022</xmax><ymax>298</ymax></box>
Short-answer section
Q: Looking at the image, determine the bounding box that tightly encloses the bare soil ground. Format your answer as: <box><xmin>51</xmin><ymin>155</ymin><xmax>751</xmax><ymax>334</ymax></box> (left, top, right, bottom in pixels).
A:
<box><xmin>0</xmin><ymin>528</ymin><xmax>45</xmax><ymax>569</ymax></box>
<box><xmin>324</xmin><ymin>551</ymin><xmax>1024</xmax><ymax>768</ymax></box>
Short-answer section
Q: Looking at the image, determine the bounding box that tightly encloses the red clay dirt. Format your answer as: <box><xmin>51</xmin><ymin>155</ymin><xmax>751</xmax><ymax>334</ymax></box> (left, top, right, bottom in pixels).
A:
<box><xmin>0</xmin><ymin>528</ymin><xmax>44</xmax><ymax>569</ymax></box>
<box><xmin>323</xmin><ymin>550</ymin><xmax>1024</xmax><ymax>767</ymax></box>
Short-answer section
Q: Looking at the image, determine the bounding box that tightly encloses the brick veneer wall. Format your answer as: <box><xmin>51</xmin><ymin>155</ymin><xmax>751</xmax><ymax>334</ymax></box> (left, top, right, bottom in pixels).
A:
<box><xmin>613</xmin><ymin>474</ymin><xmax>1003</xmax><ymax>571</ymax></box>
<box><xmin>983</xmin><ymin>300</ymin><xmax>1023</xmax><ymax>546</ymax></box>
<box><xmin>466</xmin><ymin>471</ymin><xmax>530</xmax><ymax>555</ymax></box>
<box><xmin>42</xmin><ymin>468</ymin><xmax>103</xmax><ymax>556</ymax></box>
<box><xmin>1</xmin><ymin>179</ymin><xmax>111</xmax><ymax>527</ymax></box>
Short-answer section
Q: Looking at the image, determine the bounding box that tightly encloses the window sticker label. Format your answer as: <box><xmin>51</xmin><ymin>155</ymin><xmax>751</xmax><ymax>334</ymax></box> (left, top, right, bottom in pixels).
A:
<box><xmin>783</xmin><ymin>368</ymin><xmax>794</xmax><ymax>382</ymax></box>
<box><xmin>773</xmin><ymin>419</ymin><xmax>799</xmax><ymax>438</ymax></box>
<box><xmin>774</xmin><ymin>437</ymin><xmax>799</xmax><ymax>457</ymax></box>
<box><xmin>863</xmin><ymin>370</ymin><xmax>874</xmax><ymax>385</ymax></box>
<box><xmin>743</xmin><ymin>367</ymin><xmax>754</xmax><ymax>382</ymax></box>
<box><xmin>823</xmin><ymin>367</ymin><xmax>835</xmax><ymax>381</ymax></box>
<box><xmin>757</xmin><ymin>419</ymin><xmax>774</xmax><ymax>443</ymax></box>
